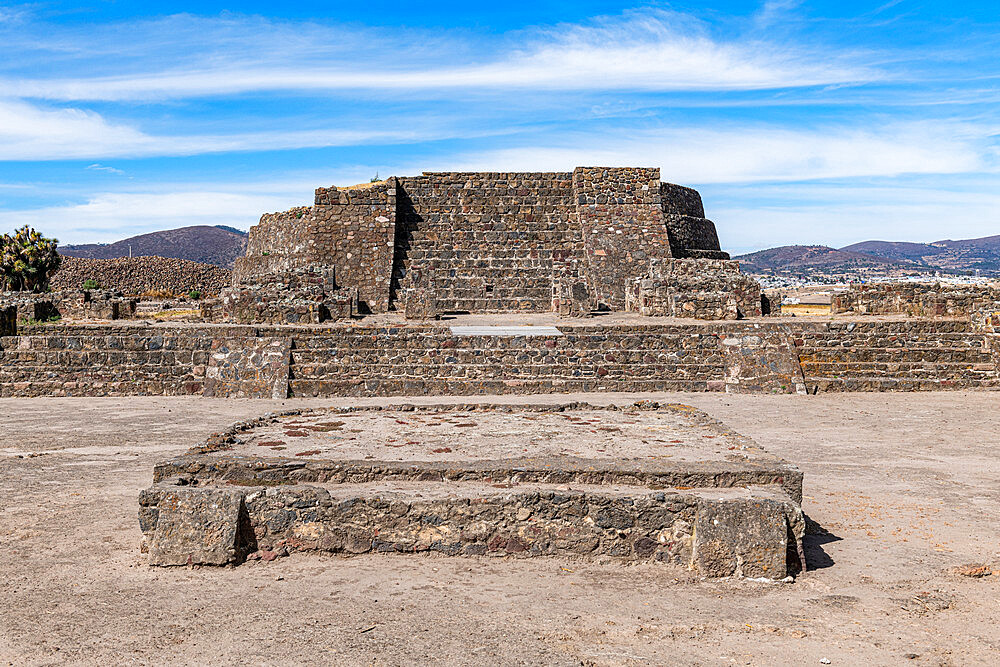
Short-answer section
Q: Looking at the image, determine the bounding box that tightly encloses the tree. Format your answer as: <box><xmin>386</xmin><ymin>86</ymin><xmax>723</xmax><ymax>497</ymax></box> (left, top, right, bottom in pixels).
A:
<box><xmin>0</xmin><ymin>226</ymin><xmax>62</xmax><ymax>293</ymax></box>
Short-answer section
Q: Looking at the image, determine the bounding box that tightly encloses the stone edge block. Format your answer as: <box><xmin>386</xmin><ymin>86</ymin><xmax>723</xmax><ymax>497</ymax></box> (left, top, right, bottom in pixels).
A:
<box><xmin>139</xmin><ymin>487</ymin><xmax>257</xmax><ymax>566</ymax></box>
<box><xmin>693</xmin><ymin>494</ymin><xmax>804</xmax><ymax>579</ymax></box>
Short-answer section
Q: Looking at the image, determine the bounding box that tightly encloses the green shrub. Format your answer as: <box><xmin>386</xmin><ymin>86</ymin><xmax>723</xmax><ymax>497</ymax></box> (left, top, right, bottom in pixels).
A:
<box><xmin>0</xmin><ymin>226</ymin><xmax>61</xmax><ymax>292</ymax></box>
<box><xmin>82</xmin><ymin>278</ymin><xmax>99</xmax><ymax>290</ymax></box>
<box><xmin>188</xmin><ymin>290</ymin><xmax>202</xmax><ymax>300</ymax></box>
<box><xmin>19</xmin><ymin>314</ymin><xmax>61</xmax><ymax>326</ymax></box>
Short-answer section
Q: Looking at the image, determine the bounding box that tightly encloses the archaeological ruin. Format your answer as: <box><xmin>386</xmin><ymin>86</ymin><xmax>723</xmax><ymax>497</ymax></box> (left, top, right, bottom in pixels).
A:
<box><xmin>3</xmin><ymin>166</ymin><xmax>996</xmax><ymax>400</ymax></box>
<box><xmin>2</xmin><ymin>166</ymin><xmax>999</xmax><ymax>576</ymax></box>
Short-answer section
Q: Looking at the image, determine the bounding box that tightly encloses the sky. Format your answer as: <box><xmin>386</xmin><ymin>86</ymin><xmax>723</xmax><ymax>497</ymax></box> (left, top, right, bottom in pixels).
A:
<box><xmin>0</xmin><ymin>1</ymin><xmax>998</xmax><ymax>254</ymax></box>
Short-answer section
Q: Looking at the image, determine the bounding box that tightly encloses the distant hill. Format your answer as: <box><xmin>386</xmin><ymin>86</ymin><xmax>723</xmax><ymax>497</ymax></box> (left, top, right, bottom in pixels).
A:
<box><xmin>60</xmin><ymin>225</ymin><xmax>248</xmax><ymax>268</ymax></box>
<box><xmin>843</xmin><ymin>235</ymin><xmax>1000</xmax><ymax>273</ymax></box>
<box><xmin>734</xmin><ymin>245</ymin><xmax>912</xmax><ymax>274</ymax></box>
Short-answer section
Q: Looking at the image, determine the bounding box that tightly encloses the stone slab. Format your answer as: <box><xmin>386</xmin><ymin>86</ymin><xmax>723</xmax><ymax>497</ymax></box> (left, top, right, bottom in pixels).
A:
<box><xmin>722</xmin><ymin>326</ymin><xmax>807</xmax><ymax>395</ymax></box>
<box><xmin>449</xmin><ymin>326</ymin><xmax>563</xmax><ymax>336</ymax></box>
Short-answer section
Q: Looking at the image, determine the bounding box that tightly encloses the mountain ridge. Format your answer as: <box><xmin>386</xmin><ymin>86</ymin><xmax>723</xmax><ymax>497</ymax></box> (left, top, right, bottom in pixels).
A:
<box><xmin>60</xmin><ymin>225</ymin><xmax>248</xmax><ymax>268</ymax></box>
<box><xmin>735</xmin><ymin>234</ymin><xmax>1000</xmax><ymax>276</ymax></box>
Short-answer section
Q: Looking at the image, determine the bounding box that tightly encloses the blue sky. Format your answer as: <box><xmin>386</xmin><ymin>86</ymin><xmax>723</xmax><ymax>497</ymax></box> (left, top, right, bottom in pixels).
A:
<box><xmin>0</xmin><ymin>1</ymin><xmax>998</xmax><ymax>254</ymax></box>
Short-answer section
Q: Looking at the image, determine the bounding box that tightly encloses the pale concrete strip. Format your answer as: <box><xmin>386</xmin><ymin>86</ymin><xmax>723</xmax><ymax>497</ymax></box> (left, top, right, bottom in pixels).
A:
<box><xmin>449</xmin><ymin>325</ymin><xmax>563</xmax><ymax>336</ymax></box>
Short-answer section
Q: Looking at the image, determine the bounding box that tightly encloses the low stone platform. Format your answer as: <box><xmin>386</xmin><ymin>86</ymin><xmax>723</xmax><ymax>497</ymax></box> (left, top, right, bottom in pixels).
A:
<box><xmin>139</xmin><ymin>402</ymin><xmax>805</xmax><ymax>579</ymax></box>
<box><xmin>4</xmin><ymin>316</ymin><xmax>997</xmax><ymax>398</ymax></box>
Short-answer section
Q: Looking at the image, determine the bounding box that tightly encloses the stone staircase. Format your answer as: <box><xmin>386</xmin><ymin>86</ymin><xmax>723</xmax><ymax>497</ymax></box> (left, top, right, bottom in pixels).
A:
<box><xmin>395</xmin><ymin>176</ymin><xmax>580</xmax><ymax>312</ymax></box>
<box><xmin>285</xmin><ymin>326</ymin><xmax>725</xmax><ymax>396</ymax></box>
<box><xmin>795</xmin><ymin>321</ymin><xmax>1000</xmax><ymax>391</ymax></box>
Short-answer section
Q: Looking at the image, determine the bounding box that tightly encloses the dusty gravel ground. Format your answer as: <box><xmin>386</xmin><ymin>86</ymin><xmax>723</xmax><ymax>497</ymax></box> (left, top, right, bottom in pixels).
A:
<box><xmin>2</xmin><ymin>392</ymin><xmax>999</xmax><ymax>666</ymax></box>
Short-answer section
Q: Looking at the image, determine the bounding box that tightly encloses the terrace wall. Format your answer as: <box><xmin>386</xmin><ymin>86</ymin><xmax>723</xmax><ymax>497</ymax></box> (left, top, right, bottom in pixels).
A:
<box><xmin>831</xmin><ymin>283</ymin><xmax>1000</xmax><ymax>318</ymax></box>
<box><xmin>2</xmin><ymin>320</ymin><xmax>997</xmax><ymax>397</ymax></box>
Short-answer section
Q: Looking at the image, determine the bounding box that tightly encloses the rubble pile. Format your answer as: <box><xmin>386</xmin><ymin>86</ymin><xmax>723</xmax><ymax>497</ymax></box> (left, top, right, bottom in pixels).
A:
<box><xmin>51</xmin><ymin>256</ymin><xmax>231</xmax><ymax>297</ymax></box>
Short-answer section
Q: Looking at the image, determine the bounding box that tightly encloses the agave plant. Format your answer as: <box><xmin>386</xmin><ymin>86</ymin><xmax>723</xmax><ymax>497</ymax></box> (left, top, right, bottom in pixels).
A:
<box><xmin>0</xmin><ymin>226</ymin><xmax>61</xmax><ymax>293</ymax></box>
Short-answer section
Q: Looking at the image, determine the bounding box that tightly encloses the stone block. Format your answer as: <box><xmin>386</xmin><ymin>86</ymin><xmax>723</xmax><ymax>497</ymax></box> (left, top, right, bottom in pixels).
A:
<box><xmin>204</xmin><ymin>337</ymin><xmax>291</xmax><ymax>399</ymax></box>
<box><xmin>404</xmin><ymin>288</ymin><xmax>438</xmax><ymax>320</ymax></box>
<box><xmin>139</xmin><ymin>487</ymin><xmax>256</xmax><ymax>566</ymax></box>
<box><xmin>694</xmin><ymin>494</ymin><xmax>803</xmax><ymax>579</ymax></box>
<box><xmin>722</xmin><ymin>326</ymin><xmax>807</xmax><ymax>395</ymax></box>
<box><xmin>552</xmin><ymin>274</ymin><xmax>592</xmax><ymax>317</ymax></box>
<box><xmin>626</xmin><ymin>259</ymin><xmax>763</xmax><ymax>320</ymax></box>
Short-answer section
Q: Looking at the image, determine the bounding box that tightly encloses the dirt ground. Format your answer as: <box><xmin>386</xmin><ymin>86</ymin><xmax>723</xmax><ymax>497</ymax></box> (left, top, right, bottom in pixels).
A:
<box><xmin>2</xmin><ymin>391</ymin><xmax>999</xmax><ymax>666</ymax></box>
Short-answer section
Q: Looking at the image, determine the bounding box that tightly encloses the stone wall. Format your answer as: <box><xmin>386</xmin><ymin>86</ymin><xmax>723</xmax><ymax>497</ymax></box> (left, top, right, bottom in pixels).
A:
<box><xmin>4</xmin><ymin>320</ymin><xmax>997</xmax><ymax>397</ymax></box>
<box><xmin>208</xmin><ymin>266</ymin><xmax>354</xmax><ymax>325</ymax></box>
<box><xmin>234</xmin><ymin>183</ymin><xmax>396</xmax><ymax>314</ymax></box>
<box><xmin>1</xmin><ymin>290</ymin><xmax>136</xmax><ymax>321</ymax></box>
<box><xmin>312</xmin><ymin>181</ymin><xmax>397</xmax><ymax>313</ymax></box>
<box><xmin>794</xmin><ymin>320</ymin><xmax>998</xmax><ymax>391</ymax></box>
<box><xmin>0</xmin><ymin>292</ymin><xmax>59</xmax><ymax>322</ymax></box>
<box><xmin>832</xmin><ymin>283</ymin><xmax>1000</xmax><ymax>318</ymax></box>
<box><xmin>574</xmin><ymin>167</ymin><xmax>673</xmax><ymax>310</ymax></box>
<box><xmin>57</xmin><ymin>290</ymin><xmax>137</xmax><ymax>320</ymax></box>
<box><xmin>51</xmin><ymin>256</ymin><xmax>231</xmax><ymax>297</ymax></box>
<box><xmin>625</xmin><ymin>259</ymin><xmax>763</xmax><ymax>320</ymax></box>
<box><xmin>0</xmin><ymin>325</ymin><xmax>214</xmax><ymax>396</ymax></box>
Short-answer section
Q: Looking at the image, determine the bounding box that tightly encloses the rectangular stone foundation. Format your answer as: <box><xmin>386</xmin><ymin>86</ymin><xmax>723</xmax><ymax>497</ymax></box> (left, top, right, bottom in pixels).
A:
<box><xmin>139</xmin><ymin>402</ymin><xmax>805</xmax><ymax>579</ymax></box>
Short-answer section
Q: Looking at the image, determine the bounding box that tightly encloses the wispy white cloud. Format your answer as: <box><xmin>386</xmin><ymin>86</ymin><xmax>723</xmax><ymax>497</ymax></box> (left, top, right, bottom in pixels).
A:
<box><xmin>85</xmin><ymin>163</ymin><xmax>125</xmax><ymax>175</ymax></box>
<box><xmin>1</xmin><ymin>10</ymin><xmax>873</xmax><ymax>101</ymax></box>
<box><xmin>753</xmin><ymin>0</ymin><xmax>804</xmax><ymax>30</ymax></box>
<box><xmin>0</xmin><ymin>99</ymin><xmax>492</xmax><ymax>160</ymax></box>
<box><xmin>440</xmin><ymin>122</ymin><xmax>989</xmax><ymax>184</ymax></box>
<box><xmin>0</xmin><ymin>191</ymin><xmax>298</xmax><ymax>243</ymax></box>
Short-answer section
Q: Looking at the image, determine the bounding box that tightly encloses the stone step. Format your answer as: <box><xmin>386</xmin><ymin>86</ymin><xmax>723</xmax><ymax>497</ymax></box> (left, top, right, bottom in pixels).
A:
<box><xmin>286</xmin><ymin>365</ymin><xmax>725</xmax><ymax>381</ymax></box>
<box><xmin>798</xmin><ymin>353</ymin><xmax>992</xmax><ymax>362</ymax></box>
<box><xmin>422</xmin><ymin>278</ymin><xmax>553</xmax><ymax>289</ymax></box>
<box><xmin>799</xmin><ymin>361</ymin><xmax>997</xmax><ymax>377</ymax></box>
<box><xmin>0</xmin><ymin>365</ymin><xmax>202</xmax><ymax>382</ymax></box>
<box><xmin>287</xmin><ymin>348</ymin><xmax>722</xmax><ymax>359</ymax></box>
<box><xmin>797</xmin><ymin>337</ymin><xmax>988</xmax><ymax>347</ymax></box>
<box><xmin>0</xmin><ymin>352</ymin><xmax>206</xmax><ymax>364</ymax></box>
<box><xmin>431</xmin><ymin>294</ymin><xmax>554</xmax><ymax>307</ymax></box>
<box><xmin>0</xmin><ymin>379</ymin><xmax>201</xmax><ymax>397</ymax></box>
<box><xmin>288</xmin><ymin>346</ymin><xmax>720</xmax><ymax>360</ymax></box>
<box><xmin>418</xmin><ymin>261</ymin><xmax>556</xmax><ymax>271</ymax></box>
<box><xmin>433</xmin><ymin>301</ymin><xmax>551</xmax><ymax>313</ymax></box>
<box><xmin>286</xmin><ymin>378</ymin><xmax>719</xmax><ymax>396</ymax></box>
<box><xmin>141</xmin><ymin>480</ymin><xmax>799</xmax><ymax>576</ymax></box>
<box><xmin>807</xmin><ymin>377</ymin><xmax>1000</xmax><ymax>392</ymax></box>
<box><xmin>404</xmin><ymin>248</ymin><xmax>567</xmax><ymax>259</ymax></box>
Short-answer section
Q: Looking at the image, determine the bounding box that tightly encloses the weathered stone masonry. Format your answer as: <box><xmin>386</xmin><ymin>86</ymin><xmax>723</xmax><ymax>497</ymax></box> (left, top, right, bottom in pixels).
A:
<box><xmin>3</xmin><ymin>319</ymin><xmax>997</xmax><ymax>397</ymax></box>
<box><xmin>231</xmin><ymin>168</ymin><xmax>737</xmax><ymax>315</ymax></box>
